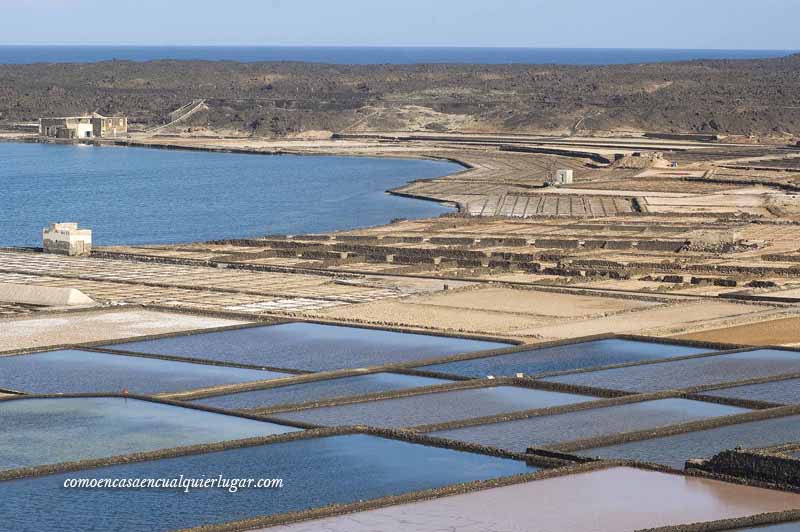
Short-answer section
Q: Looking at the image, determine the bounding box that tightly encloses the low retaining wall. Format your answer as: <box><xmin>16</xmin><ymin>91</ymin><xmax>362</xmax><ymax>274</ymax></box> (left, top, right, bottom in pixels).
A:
<box><xmin>688</xmin><ymin>448</ymin><xmax>800</xmax><ymax>490</ymax></box>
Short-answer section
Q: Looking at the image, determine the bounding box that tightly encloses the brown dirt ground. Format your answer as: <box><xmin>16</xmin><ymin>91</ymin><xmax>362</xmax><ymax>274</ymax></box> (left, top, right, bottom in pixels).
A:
<box><xmin>672</xmin><ymin>316</ymin><xmax>800</xmax><ymax>346</ymax></box>
<box><xmin>404</xmin><ymin>287</ymin><xmax>657</xmax><ymax>318</ymax></box>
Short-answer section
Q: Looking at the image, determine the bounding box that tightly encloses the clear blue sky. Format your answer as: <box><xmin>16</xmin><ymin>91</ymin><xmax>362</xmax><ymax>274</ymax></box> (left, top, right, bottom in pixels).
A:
<box><xmin>2</xmin><ymin>0</ymin><xmax>798</xmax><ymax>49</ymax></box>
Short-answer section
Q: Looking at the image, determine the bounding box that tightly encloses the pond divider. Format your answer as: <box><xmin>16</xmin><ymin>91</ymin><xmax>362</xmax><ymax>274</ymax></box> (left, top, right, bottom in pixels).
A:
<box><xmin>688</xmin><ymin>445</ymin><xmax>800</xmax><ymax>493</ymax></box>
<box><xmin>536</xmin><ymin>404</ymin><xmax>800</xmax><ymax>456</ymax></box>
<box><xmin>0</xmin><ymin>408</ymin><xmax>562</xmax><ymax>483</ymax></box>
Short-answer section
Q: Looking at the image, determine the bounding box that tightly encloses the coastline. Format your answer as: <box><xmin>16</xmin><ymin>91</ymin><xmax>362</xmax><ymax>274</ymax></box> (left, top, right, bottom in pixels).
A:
<box><xmin>0</xmin><ymin>135</ymin><xmax>468</xmax><ymax>246</ymax></box>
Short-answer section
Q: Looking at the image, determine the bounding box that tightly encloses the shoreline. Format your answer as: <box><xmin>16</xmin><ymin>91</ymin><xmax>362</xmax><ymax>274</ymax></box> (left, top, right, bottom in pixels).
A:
<box><xmin>0</xmin><ymin>135</ymin><xmax>467</xmax><ymax>247</ymax></box>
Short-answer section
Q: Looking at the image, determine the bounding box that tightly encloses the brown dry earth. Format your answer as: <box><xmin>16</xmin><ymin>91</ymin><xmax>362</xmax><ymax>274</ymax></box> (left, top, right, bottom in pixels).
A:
<box><xmin>673</xmin><ymin>316</ymin><xmax>800</xmax><ymax>346</ymax></box>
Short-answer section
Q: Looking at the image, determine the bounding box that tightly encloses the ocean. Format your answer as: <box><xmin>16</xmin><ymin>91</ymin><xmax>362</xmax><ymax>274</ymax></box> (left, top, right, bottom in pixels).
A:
<box><xmin>0</xmin><ymin>46</ymin><xmax>795</xmax><ymax>65</ymax></box>
<box><xmin>0</xmin><ymin>142</ymin><xmax>458</xmax><ymax>247</ymax></box>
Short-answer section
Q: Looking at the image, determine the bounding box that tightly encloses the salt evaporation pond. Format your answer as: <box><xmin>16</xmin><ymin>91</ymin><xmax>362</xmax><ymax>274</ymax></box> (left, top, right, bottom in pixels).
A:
<box><xmin>544</xmin><ymin>350</ymin><xmax>800</xmax><ymax>393</ymax></box>
<box><xmin>0</xmin><ymin>397</ymin><xmax>299</xmax><ymax>471</ymax></box>
<box><xmin>0</xmin><ymin>434</ymin><xmax>532</xmax><ymax>532</ymax></box>
<box><xmin>573</xmin><ymin>414</ymin><xmax>800</xmax><ymax>469</ymax></box>
<box><xmin>704</xmin><ymin>378</ymin><xmax>800</xmax><ymax>404</ymax></box>
<box><xmin>430</xmin><ymin>398</ymin><xmax>749</xmax><ymax>452</ymax></box>
<box><xmin>273</xmin><ymin>386</ymin><xmax>595</xmax><ymax>429</ymax></box>
<box><xmin>193</xmin><ymin>372</ymin><xmax>451</xmax><ymax>410</ymax></box>
<box><xmin>420</xmin><ymin>339</ymin><xmax>713</xmax><ymax>378</ymax></box>
<box><xmin>108</xmin><ymin>323</ymin><xmax>510</xmax><ymax>371</ymax></box>
<box><xmin>267</xmin><ymin>466</ymin><xmax>800</xmax><ymax>532</ymax></box>
<box><xmin>0</xmin><ymin>350</ymin><xmax>289</xmax><ymax>394</ymax></box>
<box><xmin>0</xmin><ymin>142</ymin><xmax>459</xmax><ymax>246</ymax></box>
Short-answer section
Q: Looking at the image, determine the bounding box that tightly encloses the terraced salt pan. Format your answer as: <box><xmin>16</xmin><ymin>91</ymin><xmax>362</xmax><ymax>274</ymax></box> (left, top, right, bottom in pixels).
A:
<box><xmin>421</xmin><ymin>339</ymin><xmax>713</xmax><ymax>378</ymax></box>
<box><xmin>272</xmin><ymin>386</ymin><xmax>595</xmax><ymax>429</ymax></box>
<box><xmin>430</xmin><ymin>398</ymin><xmax>749</xmax><ymax>452</ymax></box>
<box><xmin>574</xmin><ymin>414</ymin><xmax>800</xmax><ymax>469</ymax></box>
<box><xmin>704</xmin><ymin>378</ymin><xmax>800</xmax><ymax>405</ymax></box>
<box><xmin>544</xmin><ymin>349</ymin><xmax>800</xmax><ymax>393</ymax></box>
<box><xmin>0</xmin><ymin>350</ymin><xmax>289</xmax><ymax>394</ymax></box>
<box><xmin>192</xmin><ymin>373</ymin><xmax>451</xmax><ymax>410</ymax></box>
<box><xmin>107</xmin><ymin>323</ymin><xmax>510</xmax><ymax>371</ymax></box>
<box><xmin>0</xmin><ymin>397</ymin><xmax>298</xmax><ymax>470</ymax></box>
<box><xmin>267</xmin><ymin>467</ymin><xmax>800</xmax><ymax>532</ymax></box>
<box><xmin>0</xmin><ymin>434</ymin><xmax>531</xmax><ymax>532</ymax></box>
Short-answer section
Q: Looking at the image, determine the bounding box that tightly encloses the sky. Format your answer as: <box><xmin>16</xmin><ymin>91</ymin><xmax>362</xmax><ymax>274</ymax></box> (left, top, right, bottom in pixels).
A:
<box><xmin>1</xmin><ymin>0</ymin><xmax>799</xmax><ymax>49</ymax></box>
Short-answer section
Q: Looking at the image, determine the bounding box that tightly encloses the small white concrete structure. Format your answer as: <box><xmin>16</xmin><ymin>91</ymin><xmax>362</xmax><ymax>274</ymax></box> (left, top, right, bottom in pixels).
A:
<box><xmin>556</xmin><ymin>169</ymin><xmax>574</xmax><ymax>185</ymax></box>
<box><xmin>0</xmin><ymin>283</ymin><xmax>95</xmax><ymax>307</ymax></box>
<box><xmin>43</xmin><ymin>223</ymin><xmax>92</xmax><ymax>256</ymax></box>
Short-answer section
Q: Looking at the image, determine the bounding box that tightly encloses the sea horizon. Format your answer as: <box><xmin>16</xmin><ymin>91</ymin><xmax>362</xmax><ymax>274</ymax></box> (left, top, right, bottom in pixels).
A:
<box><xmin>0</xmin><ymin>45</ymin><xmax>796</xmax><ymax>65</ymax></box>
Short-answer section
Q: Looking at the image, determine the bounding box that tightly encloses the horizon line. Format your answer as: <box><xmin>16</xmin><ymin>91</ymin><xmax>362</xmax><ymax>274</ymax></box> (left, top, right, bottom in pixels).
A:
<box><xmin>0</xmin><ymin>44</ymin><xmax>797</xmax><ymax>52</ymax></box>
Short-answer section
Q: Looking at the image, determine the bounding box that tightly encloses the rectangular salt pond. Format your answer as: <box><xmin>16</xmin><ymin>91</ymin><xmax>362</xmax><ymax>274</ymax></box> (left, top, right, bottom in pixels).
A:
<box><xmin>420</xmin><ymin>338</ymin><xmax>714</xmax><ymax>378</ymax></box>
<box><xmin>192</xmin><ymin>372</ymin><xmax>451</xmax><ymax>410</ymax></box>
<box><xmin>544</xmin><ymin>349</ymin><xmax>800</xmax><ymax>393</ymax></box>
<box><xmin>0</xmin><ymin>434</ymin><xmax>532</xmax><ymax>532</ymax></box>
<box><xmin>0</xmin><ymin>397</ymin><xmax>299</xmax><ymax>471</ymax></box>
<box><xmin>0</xmin><ymin>350</ymin><xmax>289</xmax><ymax>394</ymax></box>
<box><xmin>267</xmin><ymin>467</ymin><xmax>800</xmax><ymax>532</ymax></box>
<box><xmin>429</xmin><ymin>398</ymin><xmax>749</xmax><ymax>453</ymax></box>
<box><xmin>272</xmin><ymin>386</ymin><xmax>596</xmax><ymax>429</ymax></box>
<box><xmin>105</xmin><ymin>323</ymin><xmax>510</xmax><ymax>371</ymax></box>
<box><xmin>573</xmin><ymin>414</ymin><xmax>800</xmax><ymax>469</ymax></box>
<box><xmin>704</xmin><ymin>378</ymin><xmax>800</xmax><ymax>405</ymax></box>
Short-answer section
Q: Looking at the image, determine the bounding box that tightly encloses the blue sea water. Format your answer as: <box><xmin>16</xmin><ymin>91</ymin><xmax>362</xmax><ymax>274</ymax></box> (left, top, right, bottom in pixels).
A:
<box><xmin>0</xmin><ymin>46</ymin><xmax>795</xmax><ymax>65</ymax></box>
<box><xmin>0</xmin><ymin>142</ymin><xmax>458</xmax><ymax>246</ymax></box>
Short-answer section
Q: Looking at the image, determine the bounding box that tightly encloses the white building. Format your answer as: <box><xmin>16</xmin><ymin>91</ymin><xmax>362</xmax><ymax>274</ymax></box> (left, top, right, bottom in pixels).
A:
<box><xmin>556</xmin><ymin>169</ymin><xmax>574</xmax><ymax>185</ymax></box>
<box><xmin>39</xmin><ymin>114</ymin><xmax>127</xmax><ymax>139</ymax></box>
<box><xmin>42</xmin><ymin>223</ymin><xmax>92</xmax><ymax>256</ymax></box>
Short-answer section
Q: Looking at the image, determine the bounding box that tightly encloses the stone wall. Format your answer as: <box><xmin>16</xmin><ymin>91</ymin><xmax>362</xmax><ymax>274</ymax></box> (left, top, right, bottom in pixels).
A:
<box><xmin>689</xmin><ymin>448</ymin><xmax>800</xmax><ymax>489</ymax></box>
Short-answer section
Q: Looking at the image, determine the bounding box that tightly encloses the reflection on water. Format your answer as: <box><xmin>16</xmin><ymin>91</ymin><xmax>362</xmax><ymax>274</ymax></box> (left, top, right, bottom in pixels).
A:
<box><xmin>0</xmin><ymin>350</ymin><xmax>288</xmax><ymax>394</ymax></box>
<box><xmin>545</xmin><ymin>350</ymin><xmax>800</xmax><ymax>392</ymax></box>
<box><xmin>109</xmin><ymin>323</ymin><xmax>510</xmax><ymax>371</ymax></box>
<box><xmin>0</xmin><ymin>397</ymin><xmax>298</xmax><ymax>470</ymax></box>
<box><xmin>0</xmin><ymin>434</ymin><xmax>532</xmax><ymax>532</ymax></box>
<box><xmin>706</xmin><ymin>378</ymin><xmax>800</xmax><ymax>405</ymax></box>
<box><xmin>422</xmin><ymin>339</ymin><xmax>714</xmax><ymax>378</ymax></box>
<box><xmin>575</xmin><ymin>414</ymin><xmax>800</xmax><ymax>468</ymax></box>
<box><xmin>274</xmin><ymin>386</ymin><xmax>595</xmax><ymax>428</ymax></box>
<box><xmin>193</xmin><ymin>372</ymin><xmax>451</xmax><ymax>410</ymax></box>
<box><xmin>432</xmin><ymin>398</ymin><xmax>749</xmax><ymax>452</ymax></box>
